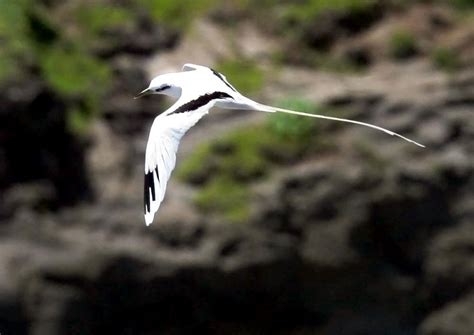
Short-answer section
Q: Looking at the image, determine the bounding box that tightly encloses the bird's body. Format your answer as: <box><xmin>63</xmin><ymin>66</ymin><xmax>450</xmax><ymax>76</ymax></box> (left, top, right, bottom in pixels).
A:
<box><xmin>139</xmin><ymin>64</ymin><xmax>424</xmax><ymax>226</ymax></box>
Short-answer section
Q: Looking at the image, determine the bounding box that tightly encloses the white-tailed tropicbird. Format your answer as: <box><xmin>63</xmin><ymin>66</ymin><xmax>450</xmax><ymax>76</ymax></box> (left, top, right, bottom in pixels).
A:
<box><xmin>136</xmin><ymin>63</ymin><xmax>424</xmax><ymax>226</ymax></box>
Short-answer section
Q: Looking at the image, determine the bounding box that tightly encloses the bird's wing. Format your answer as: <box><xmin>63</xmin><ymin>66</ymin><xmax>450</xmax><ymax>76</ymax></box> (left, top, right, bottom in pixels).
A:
<box><xmin>144</xmin><ymin>92</ymin><xmax>233</xmax><ymax>225</ymax></box>
<box><xmin>182</xmin><ymin>64</ymin><xmax>237</xmax><ymax>92</ymax></box>
<box><xmin>182</xmin><ymin>63</ymin><xmax>207</xmax><ymax>72</ymax></box>
<box><xmin>144</xmin><ymin>111</ymin><xmax>204</xmax><ymax>225</ymax></box>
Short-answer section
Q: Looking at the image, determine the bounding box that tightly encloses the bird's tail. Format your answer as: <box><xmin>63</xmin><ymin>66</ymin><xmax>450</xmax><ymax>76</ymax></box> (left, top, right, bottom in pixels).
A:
<box><xmin>250</xmin><ymin>101</ymin><xmax>425</xmax><ymax>148</ymax></box>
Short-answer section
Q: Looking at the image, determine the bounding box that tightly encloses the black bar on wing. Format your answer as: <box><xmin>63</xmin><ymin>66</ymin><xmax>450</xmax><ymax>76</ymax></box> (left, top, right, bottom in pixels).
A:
<box><xmin>144</xmin><ymin>169</ymin><xmax>156</xmax><ymax>213</ymax></box>
<box><xmin>211</xmin><ymin>68</ymin><xmax>237</xmax><ymax>92</ymax></box>
<box><xmin>171</xmin><ymin>91</ymin><xmax>233</xmax><ymax>115</ymax></box>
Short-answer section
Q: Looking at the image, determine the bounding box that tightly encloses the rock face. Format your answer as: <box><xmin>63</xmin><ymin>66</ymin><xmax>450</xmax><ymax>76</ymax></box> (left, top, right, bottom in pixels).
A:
<box><xmin>0</xmin><ymin>66</ymin><xmax>472</xmax><ymax>334</ymax></box>
<box><xmin>419</xmin><ymin>291</ymin><xmax>474</xmax><ymax>335</ymax></box>
<box><xmin>0</xmin><ymin>80</ymin><xmax>93</xmax><ymax>210</ymax></box>
<box><xmin>0</xmin><ymin>4</ymin><xmax>473</xmax><ymax>335</ymax></box>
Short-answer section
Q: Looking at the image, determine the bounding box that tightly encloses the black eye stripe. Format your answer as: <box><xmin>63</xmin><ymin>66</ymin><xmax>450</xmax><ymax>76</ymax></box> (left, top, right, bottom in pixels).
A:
<box><xmin>156</xmin><ymin>85</ymin><xmax>171</xmax><ymax>92</ymax></box>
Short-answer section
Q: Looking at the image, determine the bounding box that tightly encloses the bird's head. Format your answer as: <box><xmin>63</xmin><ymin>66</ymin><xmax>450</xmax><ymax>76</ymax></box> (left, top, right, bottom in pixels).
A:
<box><xmin>135</xmin><ymin>73</ymin><xmax>181</xmax><ymax>99</ymax></box>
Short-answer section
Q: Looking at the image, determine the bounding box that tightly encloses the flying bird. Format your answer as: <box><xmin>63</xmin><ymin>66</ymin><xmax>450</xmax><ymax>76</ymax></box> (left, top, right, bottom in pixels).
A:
<box><xmin>136</xmin><ymin>63</ymin><xmax>424</xmax><ymax>226</ymax></box>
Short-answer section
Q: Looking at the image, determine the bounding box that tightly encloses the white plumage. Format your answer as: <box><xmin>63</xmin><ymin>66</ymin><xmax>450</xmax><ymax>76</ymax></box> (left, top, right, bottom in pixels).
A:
<box><xmin>138</xmin><ymin>63</ymin><xmax>424</xmax><ymax>226</ymax></box>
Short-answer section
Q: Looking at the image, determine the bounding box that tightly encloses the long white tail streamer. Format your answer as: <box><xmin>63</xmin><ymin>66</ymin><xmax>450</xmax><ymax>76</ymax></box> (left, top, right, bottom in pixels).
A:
<box><xmin>255</xmin><ymin>102</ymin><xmax>425</xmax><ymax>148</ymax></box>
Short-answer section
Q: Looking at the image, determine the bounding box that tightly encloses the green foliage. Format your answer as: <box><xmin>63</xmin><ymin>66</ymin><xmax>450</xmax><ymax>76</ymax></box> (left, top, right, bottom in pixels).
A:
<box><xmin>215</xmin><ymin>59</ymin><xmax>264</xmax><ymax>95</ymax></box>
<box><xmin>0</xmin><ymin>0</ymin><xmax>32</xmax><ymax>80</ymax></box>
<box><xmin>0</xmin><ymin>0</ymin><xmax>121</xmax><ymax>134</ymax></box>
<box><xmin>265</xmin><ymin>98</ymin><xmax>338</xmax><ymax>161</ymax></box>
<box><xmin>215</xmin><ymin>127</ymin><xmax>270</xmax><ymax>180</ymax></box>
<box><xmin>178</xmin><ymin>125</ymin><xmax>270</xmax><ymax>185</ymax></box>
<box><xmin>176</xmin><ymin>129</ymin><xmax>256</xmax><ymax>223</ymax></box>
<box><xmin>431</xmin><ymin>47</ymin><xmax>461</xmax><ymax>72</ymax></box>
<box><xmin>313</xmin><ymin>53</ymin><xmax>366</xmax><ymax>73</ymax></box>
<box><xmin>0</xmin><ymin>0</ymin><xmax>28</xmax><ymax>35</ymax></box>
<box><xmin>223</xmin><ymin>0</ymin><xmax>378</xmax><ymax>27</ymax></box>
<box><xmin>273</xmin><ymin>48</ymin><xmax>366</xmax><ymax>73</ymax></box>
<box><xmin>67</xmin><ymin>106</ymin><xmax>94</xmax><ymax>135</ymax></box>
<box><xmin>179</xmin><ymin>98</ymin><xmax>333</xmax><ymax>183</ymax></box>
<box><xmin>138</xmin><ymin>0</ymin><xmax>216</xmax><ymax>28</ymax></box>
<box><xmin>0</xmin><ymin>49</ymin><xmax>19</xmax><ymax>81</ymax></box>
<box><xmin>75</xmin><ymin>4</ymin><xmax>133</xmax><ymax>36</ymax></box>
<box><xmin>40</xmin><ymin>47</ymin><xmax>111</xmax><ymax>96</ymax></box>
<box><xmin>194</xmin><ymin>177</ymin><xmax>251</xmax><ymax>223</ymax></box>
<box><xmin>176</xmin><ymin>144</ymin><xmax>213</xmax><ymax>183</ymax></box>
<box><xmin>177</xmin><ymin>128</ymin><xmax>260</xmax><ymax>223</ymax></box>
<box><xmin>268</xmin><ymin>99</ymin><xmax>317</xmax><ymax>140</ymax></box>
<box><xmin>283</xmin><ymin>0</ymin><xmax>376</xmax><ymax>22</ymax></box>
<box><xmin>178</xmin><ymin>98</ymin><xmax>340</xmax><ymax>222</ymax></box>
<box><xmin>451</xmin><ymin>0</ymin><xmax>474</xmax><ymax>10</ymax></box>
<box><xmin>389</xmin><ymin>29</ymin><xmax>418</xmax><ymax>59</ymax></box>
<box><xmin>27</xmin><ymin>7</ymin><xmax>59</xmax><ymax>45</ymax></box>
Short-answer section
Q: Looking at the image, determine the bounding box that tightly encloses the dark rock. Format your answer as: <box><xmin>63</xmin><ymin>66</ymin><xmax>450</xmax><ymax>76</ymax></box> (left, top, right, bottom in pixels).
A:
<box><xmin>352</xmin><ymin>168</ymin><xmax>453</xmax><ymax>274</ymax></box>
<box><xmin>301</xmin><ymin>3</ymin><xmax>384</xmax><ymax>50</ymax></box>
<box><xmin>0</xmin><ymin>80</ymin><xmax>93</xmax><ymax>213</ymax></box>
<box><xmin>151</xmin><ymin>219</ymin><xmax>205</xmax><ymax>249</ymax></box>
<box><xmin>0</xmin><ymin>182</ymin><xmax>55</xmax><ymax>219</ymax></box>
<box><xmin>417</xmin><ymin>117</ymin><xmax>455</xmax><ymax>147</ymax></box>
<box><xmin>436</xmin><ymin>146</ymin><xmax>472</xmax><ymax>188</ymax></box>
<box><xmin>3</xmin><ymin>77</ymin><xmax>472</xmax><ymax>334</ymax></box>
<box><xmin>423</xmin><ymin>222</ymin><xmax>474</xmax><ymax>308</ymax></box>
<box><xmin>325</xmin><ymin>93</ymin><xmax>383</xmax><ymax>109</ymax></box>
<box><xmin>94</xmin><ymin>15</ymin><xmax>180</xmax><ymax>58</ymax></box>
<box><xmin>344</xmin><ymin>45</ymin><xmax>373</xmax><ymax>67</ymax></box>
<box><xmin>419</xmin><ymin>291</ymin><xmax>474</xmax><ymax>335</ymax></box>
<box><xmin>0</xmin><ymin>291</ymin><xmax>27</xmax><ymax>335</ymax></box>
<box><xmin>102</xmin><ymin>59</ymin><xmax>162</xmax><ymax>136</ymax></box>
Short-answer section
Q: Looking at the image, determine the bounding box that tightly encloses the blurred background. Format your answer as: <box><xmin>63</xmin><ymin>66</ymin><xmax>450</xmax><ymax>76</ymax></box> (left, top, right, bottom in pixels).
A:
<box><xmin>0</xmin><ymin>0</ymin><xmax>473</xmax><ymax>334</ymax></box>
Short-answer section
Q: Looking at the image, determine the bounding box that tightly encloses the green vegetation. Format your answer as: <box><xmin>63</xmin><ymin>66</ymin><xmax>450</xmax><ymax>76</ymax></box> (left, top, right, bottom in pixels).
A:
<box><xmin>0</xmin><ymin>1</ymin><xmax>117</xmax><ymax>134</ymax></box>
<box><xmin>178</xmin><ymin>98</ymin><xmax>327</xmax><ymax>183</ymax></box>
<box><xmin>431</xmin><ymin>47</ymin><xmax>461</xmax><ymax>72</ymax></box>
<box><xmin>214</xmin><ymin>127</ymin><xmax>270</xmax><ymax>180</ymax></box>
<box><xmin>177</xmin><ymin>126</ymin><xmax>270</xmax><ymax>186</ymax></box>
<box><xmin>177</xmin><ymin>125</ymin><xmax>270</xmax><ymax>223</ymax></box>
<box><xmin>194</xmin><ymin>177</ymin><xmax>251</xmax><ymax>223</ymax></box>
<box><xmin>178</xmin><ymin>98</ymin><xmax>339</xmax><ymax>222</ymax></box>
<box><xmin>0</xmin><ymin>0</ymin><xmax>226</xmax><ymax>134</ymax></box>
<box><xmin>312</xmin><ymin>52</ymin><xmax>366</xmax><ymax>73</ymax></box>
<box><xmin>451</xmin><ymin>0</ymin><xmax>474</xmax><ymax>10</ymax></box>
<box><xmin>74</xmin><ymin>4</ymin><xmax>133</xmax><ymax>37</ymax></box>
<box><xmin>215</xmin><ymin>59</ymin><xmax>265</xmax><ymax>95</ymax></box>
<box><xmin>0</xmin><ymin>1</ymin><xmax>33</xmax><ymax>81</ymax></box>
<box><xmin>67</xmin><ymin>107</ymin><xmax>95</xmax><ymax>135</ymax></box>
<box><xmin>267</xmin><ymin>98</ymin><xmax>319</xmax><ymax>141</ymax></box>
<box><xmin>273</xmin><ymin>48</ymin><xmax>368</xmax><ymax>73</ymax></box>
<box><xmin>389</xmin><ymin>29</ymin><xmax>418</xmax><ymax>59</ymax></box>
<box><xmin>176</xmin><ymin>144</ymin><xmax>214</xmax><ymax>184</ymax></box>
<box><xmin>138</xmin><ymin>0</ymin><xmax>216</xmax><ymax>29</ymax></box>
<box><xmin>40</xmin><ymin>47</ymin><xmax>111</xmax><ymax>96</ymax></box>
<box><xmin>282</xmin><ymin>0</ymin><xmax>376</xmax><ymax>23</ymax></box>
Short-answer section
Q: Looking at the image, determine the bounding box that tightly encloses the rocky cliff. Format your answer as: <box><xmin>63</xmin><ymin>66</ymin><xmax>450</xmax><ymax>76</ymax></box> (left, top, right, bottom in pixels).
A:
<box><xmin>0</xmin><ymin>2</ymin><xmax>473</xmax><ymax>334</ymax></box>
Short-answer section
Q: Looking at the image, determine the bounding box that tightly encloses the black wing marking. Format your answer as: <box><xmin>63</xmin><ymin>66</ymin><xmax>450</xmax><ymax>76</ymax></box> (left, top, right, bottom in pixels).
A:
<box><xmin>170</xmin><ymin>91</ymin><xmax>233</xmax><ymax>115</ymax></box>
<box><xmin>144</xmin><ymin>91</ymin><xmax>232</xmax><ymax>220</ymax></box>
<box><xmin>144</xmin><ymin>167</ymin><xmax>160</xmax><ymax>213</ymax></box>
<box><xmin>211</xmin><ymin>68</ymin><xmax>237</xmax><ymax>92</ymax></box>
